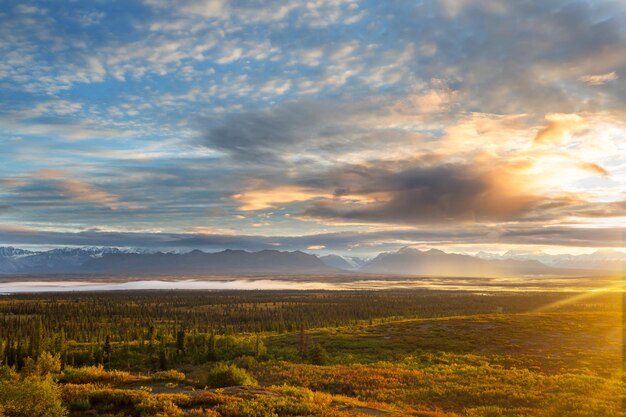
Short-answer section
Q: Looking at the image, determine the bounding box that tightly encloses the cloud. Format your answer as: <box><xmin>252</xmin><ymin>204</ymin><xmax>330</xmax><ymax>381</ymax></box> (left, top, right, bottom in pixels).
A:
<box><xmin>216</xmin><ymin>48</ymin><xmax>243</xmax><ymax>64</ymax></box>
<box><xmin>565</xmin><ymin>199</ymin><xmax>626</xmax><ymax>219</ymax></box>
<box><xmin>0</xmin><ymin>113</ymin><xmax>133</xmax><ymax>142</ymax></box>
<box><xmin>32</xmin><ymin>169</ymin><xmax>122</xmax><ymax>209</ymax></box>
<box><xmin>200</xmin><ymin>93</ymin><xmax>451</xmax><ymax>165</ymax></box>
<box><xmin>440</xmin><ymin>0</ymin><xmax>508</xmax><ymax>18</ymax></box>
<box><xmin>0</xmin><ymin>225</ymin><xmax>624</xmax><ymax>254</ymax></box>
<box><xmin>579</xmin><ymin>72</ymin><xmax>618</xmax><ymax>86</ymax></box>
<box><xmin>86</xmin><ymin>56</ymin><xmax>106</xmax><ymax>80</ymax></box>
<box><xmin>234</xmin><ymin>186</ymin><xmax>332</xmax><ymax>211</ymax></box>
<box><xmin>205</xmin><ymin>207</ymin><xmax>231</xmax><ymax>217</ymax></box>
<box><xmin>202</xmin><ymin>100</ymin><xmax>342</xmax><ymax>162</ymax></box>
<box><xmin>578</xmin><ymin>162</ymin><xmax>609</xmax><ymax>176</ymax></box>
<box><xmin>1</xmin><ymin>0</ymin><xmax>625</xmax><ymax>254</ymax></box>
<box><xmin>179</xmin><ymin>0</ymin><xmax>228</xmax><ymax>18</ymax></box>
<box><xmin>21</xmin><ymin>100</ymin><xmax>83</xmax><ymax>118</ymax></box>
<box><xmin>534</xmin><ymin>113</ymin><xmax>586</xmax><ymax>145</ymax></box>
<box><xmin>188</xmin><ymin>226</ymin><xmax>237</xmax><ymax>235</ymax></box>
<box><xmin>406</xmin><ymin>90</ymin><xmax>455</xmax><ymax>114</ymax></box>
<box><xmin>15</xmin><ymin>4</ymin><xmax>46</xmax><ymax>15</ymax></box>
<box><xmin>307</xmin><ymin>245</ymin><xmax>325</xmax><ymax>250</ymax></box>
<box><xmin>198</xmin><ymin>96</ymin><xmax>624</xmax><ymax>231</ymax></box>
<box><xmin>260</xmin><ymin>79</ymin><xmax>291</xmax><ymax>96</ymax></box>
<box><xmin>298</xmin><ymin>161</ymin><xmax>570</xmax><ymax>224</ymax></box>
<box><xmin>147</xmin><ymin>0</ymin><xmax>362</xmax><ymax>27</ymax></box>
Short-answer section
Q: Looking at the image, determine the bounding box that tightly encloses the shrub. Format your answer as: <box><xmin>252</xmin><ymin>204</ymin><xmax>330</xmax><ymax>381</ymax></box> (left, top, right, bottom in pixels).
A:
<box><xmin>61</xmin><ymin>365</ymin><xmax>134</xmax><ymax>384</ymax></box>
<box><xmin>206</xmin><ymin>363</ymin><xmax>256</xmax><ymax>388</ymax></box>
<box><xmin>187</xmin><ymin>409</ymin><xmax>220</xmax><ymax>417</ymax></box>
<box><xmin>152</xmin><ymin>370</ymin><xmax>186</xmax><ymax>382</ymax></box>
<box><xmin>309</xmin><ymin>343</ymin><xmax>330</xmax><ymax>365</ymax></box>
<box><xmin>22</xmin><ymin>352</ymin><xmax>62</xmax><ymax>378</ymax></box>
<box><xmin>190</xmin><ymin>391</ymin><xmax>239</xmax><ymax>407</ymax></box>
<box><xmin>234</xmin><ymin>355</ymin><xmax>258</xmax><ymax>369</ymax></box>
<box><xmin>137</xmin><ymin>395</ymin><xmax>185</xmax><ymax>417</ymax></box>
<box><xmin>0</xmin><ymin>366</ymin><xmax>16</xmax><ymax>382</ymax></box>
<box><xmin>0</xmin><ymin>376</ymin><xmax>67</xmax><ymax>417</ymax></box>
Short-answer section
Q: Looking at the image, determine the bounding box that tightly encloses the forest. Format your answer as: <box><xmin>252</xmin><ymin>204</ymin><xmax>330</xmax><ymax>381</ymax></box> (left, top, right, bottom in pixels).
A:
<box><xmin>0</xmin><ymin>289</ymin><xmax>622</xmax><ymax>416</ymax></box>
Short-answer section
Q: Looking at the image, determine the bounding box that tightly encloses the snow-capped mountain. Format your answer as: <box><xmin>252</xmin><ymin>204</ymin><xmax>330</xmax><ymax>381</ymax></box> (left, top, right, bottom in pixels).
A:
<box><xmin>0</xmin><ymin>247</ymin><xmax>36</xmax><ymax>258</ymax></box>
<box><xmin>0</xmin><ymin>246</ymin><xmax>155</xmax><ymax>274</ymax></box>
<box><xmin>0</xmin><ymin>247</ymin><xmax>336</xmax><ymax>275</ymax></box>
<box><xmin>475</xmin><ymin>249</ymin><xmax>626</xmax><ymax>271</ymax></box>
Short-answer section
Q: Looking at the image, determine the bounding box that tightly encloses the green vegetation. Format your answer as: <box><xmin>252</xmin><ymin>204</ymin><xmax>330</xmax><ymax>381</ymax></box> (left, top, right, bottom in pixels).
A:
<box><xmin>152</xmin><ymin>369</ymin><xmax>186</xmax><ymax>382</ymax></box>
<box><xmin>0</xmin><ymin>289</ymin><xmax>622</xmax><ymax>416</ymax></box>
<box><xmin>0</xmin><ymin>363</ymin><xmax>66</xmax><ymax>417</ymax></box>
<box><xmin>308</xmin><ymin>343</ymin><xmax>330</xmax><ymax>365</ymax></box>
<box><xmin>206</xmin><ymin>363</ymin><xmax>256</xmax><ymax>388</ymax></box>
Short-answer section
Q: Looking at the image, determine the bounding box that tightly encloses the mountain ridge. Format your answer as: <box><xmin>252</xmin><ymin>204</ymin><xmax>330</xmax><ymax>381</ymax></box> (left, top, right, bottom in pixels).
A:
<box><xmin>475</xmin><ymin>249</ymin><xmax>626</xmax><ymax>271</ymax></box>
<box><xmin>0</xmin><ymin>246</ymin><xmax>618</xmax><ymax>277</ymax></box>
<box><xmin>359</xmin><ymin>247</ymin><xmax>593</xmax><ymax>277</ymax></box>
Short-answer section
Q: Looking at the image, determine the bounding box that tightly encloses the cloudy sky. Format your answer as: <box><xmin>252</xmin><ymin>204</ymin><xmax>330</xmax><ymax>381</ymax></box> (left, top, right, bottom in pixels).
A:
<box><xmin>0</xmin><ymin>0</ymin><xmax>625</xmax><ymax>255</ymax></box>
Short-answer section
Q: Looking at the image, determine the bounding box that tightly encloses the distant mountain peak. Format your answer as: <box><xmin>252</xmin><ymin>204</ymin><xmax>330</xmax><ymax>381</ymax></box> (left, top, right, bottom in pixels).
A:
<box><xmin>397</xmin><ymin>246</ymin><xmax>420</xmax><ymax>254</ymax></box>
<box><xmin>424</xmin><ymin>248</ymin><xmax>445</xmax><ymax>255</ymax></box>
<box><xmin>360</xmin><ymin>247</ymin><xmax>561</xmax><ymax>277</ymax></box>
<box><xmin>320</xmin><ymin>254</ymin><xmax>355</xmax><ymax>271</ymax></box>
<box><xmin>0</xmin><ymin>247</ymin><xmax>35</xmax><ymax>258</ymax></box>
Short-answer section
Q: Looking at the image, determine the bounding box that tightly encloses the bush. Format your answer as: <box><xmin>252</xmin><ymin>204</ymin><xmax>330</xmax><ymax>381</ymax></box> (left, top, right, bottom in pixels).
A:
<box><xmin>187</xmin><ymin>409</ymin><xmax>220</xmax><ymax>417</ymax></box>
<box><xmin>152</xmin><ymin>370</ymin><xmax>186</xmax><ymax>382</ymax></box>
<box><xmin>61</xmin><ymin>365</ymin><xmax>133</xmax><ymax>384</ymax></box>
<box><xmin>23</xmin><ymin>352</ymin><xmax>62</xmax><ymax>377</ymax></box>
<box><xmin>234</xmin><ymin>355</ymin><xmax>258</xmax><ymax>370</ymax></box>
<box><xmin>0</xmin><ymin>366</ymin><xmax>16</xmax><ymax>382</ymax></box>
<box><xmin>0</xmin><ymin>376</ymin><xmax>67</xmax><ymax>417</ymax></box>
<box><xmin>206</xmin><ymin>363</ymin><xmax>256</xmax><ymax>388</ymax></box>
<box><xmin>309</xmin><ymin>343</ymin><xmax>330</xmax><ymax>365</ymax></box>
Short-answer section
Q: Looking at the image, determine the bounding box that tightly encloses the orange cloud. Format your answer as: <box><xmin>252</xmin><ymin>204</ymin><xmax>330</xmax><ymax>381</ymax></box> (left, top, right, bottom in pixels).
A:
<box><xmin>188</xmin><ymin>226</ymin><xmax>237</xmax><ymax>235</ymax></box>
<box><xmin>233</xmin><ymin>186</ymin><xmax>333</xmax><ymax>211</ymax></box>
<box><xmin>578</xmin><ymin>162</ymin><xmax>609</xmax><ymax>176</ymax></box>
<box><xmin>578</xmin><ymin>71</ymin><xmax>618</xmax><ymax>86</ymax></box>
<box><xmin>534</xmin><ymin>113</ymin><xmax>586</xmax><ymax>145</ymax></box>
<box><xmin>35</xmin><ymin>169</ymin><xmax>121</xmax><ymax>209</ymax></box>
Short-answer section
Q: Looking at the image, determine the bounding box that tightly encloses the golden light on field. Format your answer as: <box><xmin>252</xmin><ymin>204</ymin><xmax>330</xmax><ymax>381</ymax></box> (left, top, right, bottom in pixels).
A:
<box><xmin>535</xmin><ymin>279</ymin><xmax>626</xmax><ymax>313</ymax></box>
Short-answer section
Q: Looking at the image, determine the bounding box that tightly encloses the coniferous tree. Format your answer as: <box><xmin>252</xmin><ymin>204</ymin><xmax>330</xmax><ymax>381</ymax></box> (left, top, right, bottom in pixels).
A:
<box><xmin>159</xmin><ymin>348</ymin><xmax>168</xmax><ymax>370</ymax></box>
<box><xmin>103</xmin><ymin>335</ymin><xmax>112</xmax><ymax>366</ymax></box>
<box><xmin>176</xmin><ymin>329</ymin><xmax>186</xmax><ymax>353</ymax></box>
<box><xmin>206</xmin><ymin>331</ymin><xmax>217</xmax><ymax>361</ymax></box>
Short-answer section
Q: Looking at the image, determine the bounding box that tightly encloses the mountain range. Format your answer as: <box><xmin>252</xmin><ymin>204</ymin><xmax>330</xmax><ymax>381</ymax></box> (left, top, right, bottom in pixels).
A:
<box><xmin>361</xmin><ymin>248</ymin><xmax>560</xmax><ymax>277</ymax></box>
<box><xmin>0</xmin><ymin>246</ymin><xmax>621</xmax><ymax>277</ymax></box>
<box><xmin>319</xmin><ymin>255</ymin><xmax>366</xmax><ymax>271</ymax></box>
<box><xmin>0</xmin><ymin>247</ymin><xmax>333</xmax><ymax>275</ymax></box>
<box><xmin>475</xmin><ymin>249</ymin><xmax>626</xmax><ymax>271</ymax></box>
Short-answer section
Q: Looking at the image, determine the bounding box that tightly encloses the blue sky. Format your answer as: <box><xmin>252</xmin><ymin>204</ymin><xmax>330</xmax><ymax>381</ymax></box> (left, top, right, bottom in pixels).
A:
<box><xmin>0</xmin><ymin>0</ymin><xmax>625</xmax><ymax>255</ymax></box>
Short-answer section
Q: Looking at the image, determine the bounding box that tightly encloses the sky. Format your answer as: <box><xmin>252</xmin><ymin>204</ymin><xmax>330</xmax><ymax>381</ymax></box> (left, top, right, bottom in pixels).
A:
<box><xmin>0</xmin><ymin>0</ymin><xmax>625</xmax><ymax>256</ymax></box>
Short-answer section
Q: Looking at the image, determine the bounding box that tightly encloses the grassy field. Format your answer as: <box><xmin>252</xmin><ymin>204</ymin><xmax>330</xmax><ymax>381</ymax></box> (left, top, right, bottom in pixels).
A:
<box><xmin>253</xmin><ymin>311</ymin><xmax>622</xmax><ymax>416</ymax></box>
<box><xmin>0</xmin><ymin>289</ymin><xmax>623</xmax><ymax>416</ymax></box>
